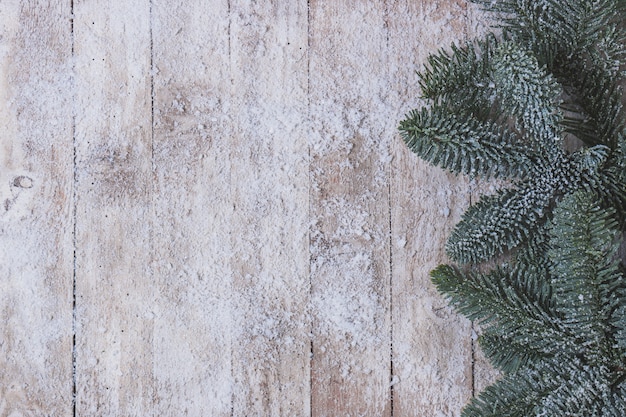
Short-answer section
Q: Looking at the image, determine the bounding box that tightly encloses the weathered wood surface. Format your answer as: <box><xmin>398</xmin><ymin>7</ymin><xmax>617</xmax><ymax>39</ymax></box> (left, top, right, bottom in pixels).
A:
<box><xmin>0</xmin><ymin>1</ymin><xmax>74</xmax><ymax>416</ymax></box>
<box><xmin>0</xmin><ymin>1</ymin><xmax>491</xmax><ymax>416</ymax></box>
<box><xmin>309</xmin><ymin>2</ymin><xmax>392</xmax><ymax>415</ymax></box>
<box><xmin>389</xmin><ymin>3</ymin><xmax>474</xmax><ymax>415</ymax></box>
<box><xmin>229</xmin><ymin>1</ymin><xmax>311</xmax><ymax>414</ymax></box>
<box><xmin>152</xmin><ymin>0</ymin><xmax>233</xmax><ymax>415</ymax></box>
<box><xmin>73</xmin><ymin>1</ymin><xmax>154</xmax><ymax>414</ymax></box>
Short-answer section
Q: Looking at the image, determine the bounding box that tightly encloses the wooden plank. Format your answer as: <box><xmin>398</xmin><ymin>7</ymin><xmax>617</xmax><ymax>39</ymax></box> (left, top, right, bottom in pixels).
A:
<box><xmin>73</xmin><ymin>1</ymin><xmax>154</xmax><ymax>415</ymax></box>
<box><xmin>228</xmin><ymin>1</ymin><xmax>311</xmax><ymax>415</ymax></box>
<box><xmin>151</xmin><ymin>0</ymin><xmax>233</xmax><ymax>415</ymax></box>
<box><xmin>308</xmin><ymin>1</ymin><xmax>392</xmax><ymax>415</ymax></box>
<box><xmin>0</xmin><ymin>1</ymin><xmax>73</xmax><ymax>415</ymax></box>
<box><xmin>388</xmin><ymin>1</ymin><xmax>474</xmax><ymax>415</ymax></box>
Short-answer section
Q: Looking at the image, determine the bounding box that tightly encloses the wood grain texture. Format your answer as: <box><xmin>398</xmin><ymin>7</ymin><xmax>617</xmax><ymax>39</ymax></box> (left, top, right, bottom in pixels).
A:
<box><xmin>152</xmin><ymin>0</ymin><xmax>233</xmax><ymax>415</ymax></box>
<box><xmin>229</xmin><ymin>1</ymin><xmax>311</xmax><ymax>415</ymax></box>
<box><xmin>388</xmin><ymin>1</ymin><xmax>475</xmax><ymax>415</ymax></box>
<box><xmin>73</xmin><ymin>1</ymin><xmax>154</xmax><ymax>414</ymax></box>
<box><xmin>0</xmin><ymin>2</ymin><xmax>496</xmax><ymax>416</ymax></box>
<box><xmin>0</xmin><ymin>1</ymin><xmax>73</xmax><ymax>416</ymax></box>
<box><xmin>309</xmin><ymin>1</ymin><xmax>392</xmax><ymax>415</ymax></box>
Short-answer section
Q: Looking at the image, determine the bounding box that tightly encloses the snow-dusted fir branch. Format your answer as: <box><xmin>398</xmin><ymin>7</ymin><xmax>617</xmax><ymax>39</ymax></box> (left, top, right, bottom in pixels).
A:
<box><xmin>399</xmin><ymin>1</ymin><xmax>626</xmax><ymax>415</ymax></box>
<box><xmin>433</xmin><ymin>192</ymin><xmax>626</xmax><ymax>416</ymax></box>
<box><xmin>399</xmin><ymin>0</ymin><xmax>626</xmax><ymax>265</ymax></box>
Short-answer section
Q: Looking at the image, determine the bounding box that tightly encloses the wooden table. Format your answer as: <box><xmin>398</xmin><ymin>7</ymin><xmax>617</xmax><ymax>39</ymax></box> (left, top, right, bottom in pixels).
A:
<box><xmin>0</xmin><ymin>1</ymin><xmax>495</xmax><ymax>415</ymax></box>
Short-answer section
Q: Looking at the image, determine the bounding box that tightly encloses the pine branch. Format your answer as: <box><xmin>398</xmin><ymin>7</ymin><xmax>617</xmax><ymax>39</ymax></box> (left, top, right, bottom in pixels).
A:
<box><xmin>400</xmin><ymin>1</ymin><xmax>626</xmax><ymax>266</ymax></box>
<box><xmin>490</xmin><ymin>41</ymin><xmax>563</xmax><ymax>147</ymax></box>
<box><xmin>417</xmin><ymin>35</ymin><xmax>563</xmax><ymax>146</ymax></box>
<box><xmin>471</xmin><ymin>1</ymin><xmax>626</xmax><ymax>149</ymax></box>
<box><xmin>471</xmin><ymin>0</ymin><xmax>626</xmax><ymax>73</ymax></box>
<box><xmin>597</xmin><ymin>135</ymin><xmax>626</xmax><ymax>223</ymax></box>
<box><xmin>418</xmin><ymin>36</ymin><xmax>497</xmax><ymax>120</ymax></box>
<box><xmin>433</xmin><ymin>191</ymin><xmax>626</xmax><ymax>416</ymax></box>
<box><xmin>561</xmin><ymin>65</ymin><xmax>625</xmax><ymax>148</ymax></box>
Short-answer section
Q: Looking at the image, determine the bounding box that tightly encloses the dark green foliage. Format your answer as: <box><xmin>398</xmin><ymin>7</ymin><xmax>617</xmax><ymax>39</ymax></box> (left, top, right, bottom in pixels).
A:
<box><xmin>399</xmin><ymin>106</ymin><xmax>535</xmax><ymax>179</ymax></box>
<box><xmin>414</xmin><ymin>35</ymin><xmax>563</xmax><ymax>147</ymax></box>
<box><xmin>399</xmin><ymin>1</ymin><xmax>626</xmax><ymax>415</ymax></box>
<box><xmin>432</xmin><ymin>192</ymin><xmax>626</xmax><ymax>416</ymax></box>
<box><xmin>432</xmin><ymin>263</ymin><xmax>572</xmax><ymax>372</ymax></box>
<box><xmin>471</xmin><ymin>0</ymin><xmax>626</xmax><ymax>74</ymax></box>
<box><xmin>399</xmin><ymin>0</ymin><xmax>626</xmax><ymax>265</ymax></box>
<box><xmin>548</xmin><ymin>193</ymin><xmax>622</xmax><ymax>358</ymax></box>
<box><xmin>445</xmin><ymin>180</ymin><xmax>556</xmax><ymax>264</ymax></box>
<box><xmin>462</xmin><ymin>359</ymin><xmax>626</xmax><ymax>416</ymax></box>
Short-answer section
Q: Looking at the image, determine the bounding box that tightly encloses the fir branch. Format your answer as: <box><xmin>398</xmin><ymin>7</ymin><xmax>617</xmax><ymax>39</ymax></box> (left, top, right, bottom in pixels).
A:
<box><xmin>400</xmin><ymin>1</ymin><xmax>626</xmax><ymax>265</ymax></box>
<box><xmin>561</xmin><ymin>65</ymin><xmax>625</xmax><ymax>148</ymax></box>
<box><xmin>464</xmin><ymin>359</ymin><xmax>626</xmax><ymax>416</ymax></box>
<box><xmin>613</xmin><ymin>284</ymin><xmax>626</xmax><ymax>349</ymax></box>
<box><xmin>418</xmin><ymin>36</ymin><xmax>497</xmax><ymax>119</ymax></box>
<box><xmin>431</xmin><ymin>192</ymin><xmax>626</xmax><ymax>416</ymax></box>
<box><xmin>461</xmin><ymin>359</ymin><xmax>569</xmax><ymax>417</ymax></box>
<box><xmin>400</xmin><ymin>2</ymin><xmax>626</xmax><ymax>414</ymax></box>
<box><xmin>533</xmin><ymin>363</ymin><xmax>625</xmax><ymax>416</ymax></box>
<box><xmin>548</xmin><ymin>192</ymin><xmax>623</xmax><ymax>362</ymax></box>
<box><xmin>417</xmin><ymin>35</ymin><xmax>563</xmax><ymax>145</ymax></box>
<box><xmin>446</xmin><ymin>179</ymin><xmax>557</xmax><ymax>264</ymax></box>
<box><xmin>599</xmin><ymin>136</ymin><xmax>626</xmax><ymax>222</ymax></box>
<box><xmin>471</xmin><ymin>0</ymin><xmax>626</xmax><ymax>73</ymax></box>
<box><xmin>399</xmin><ymin>106</ymin><xmax>535</xmax><ymax>179</ymax></box>
<box><xmin>437</xmin><ymin>192</ymin><xmax>626</xmax><ymax>416</ymax></box>
<box><xmin>478</xmin><ymin>329</ymin><xmax>544</xmax><ymax>373</ymax></box>
<box><xmin>431</xmin><ymin>264</ymin><xmax>577</xmax><ymax>364</ymax></box>
<box><xmin>490</xmin><ymin>41</ymin><xmax>563</xmax><ymax>146</ymax></box>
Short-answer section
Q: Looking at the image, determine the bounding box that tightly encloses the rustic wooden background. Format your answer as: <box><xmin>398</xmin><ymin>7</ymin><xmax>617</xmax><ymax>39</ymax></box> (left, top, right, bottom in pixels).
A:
<box><xmin>0</xmin><ymin>1</ymin><xmax>497</xmax><ymax>416</ymax></box>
